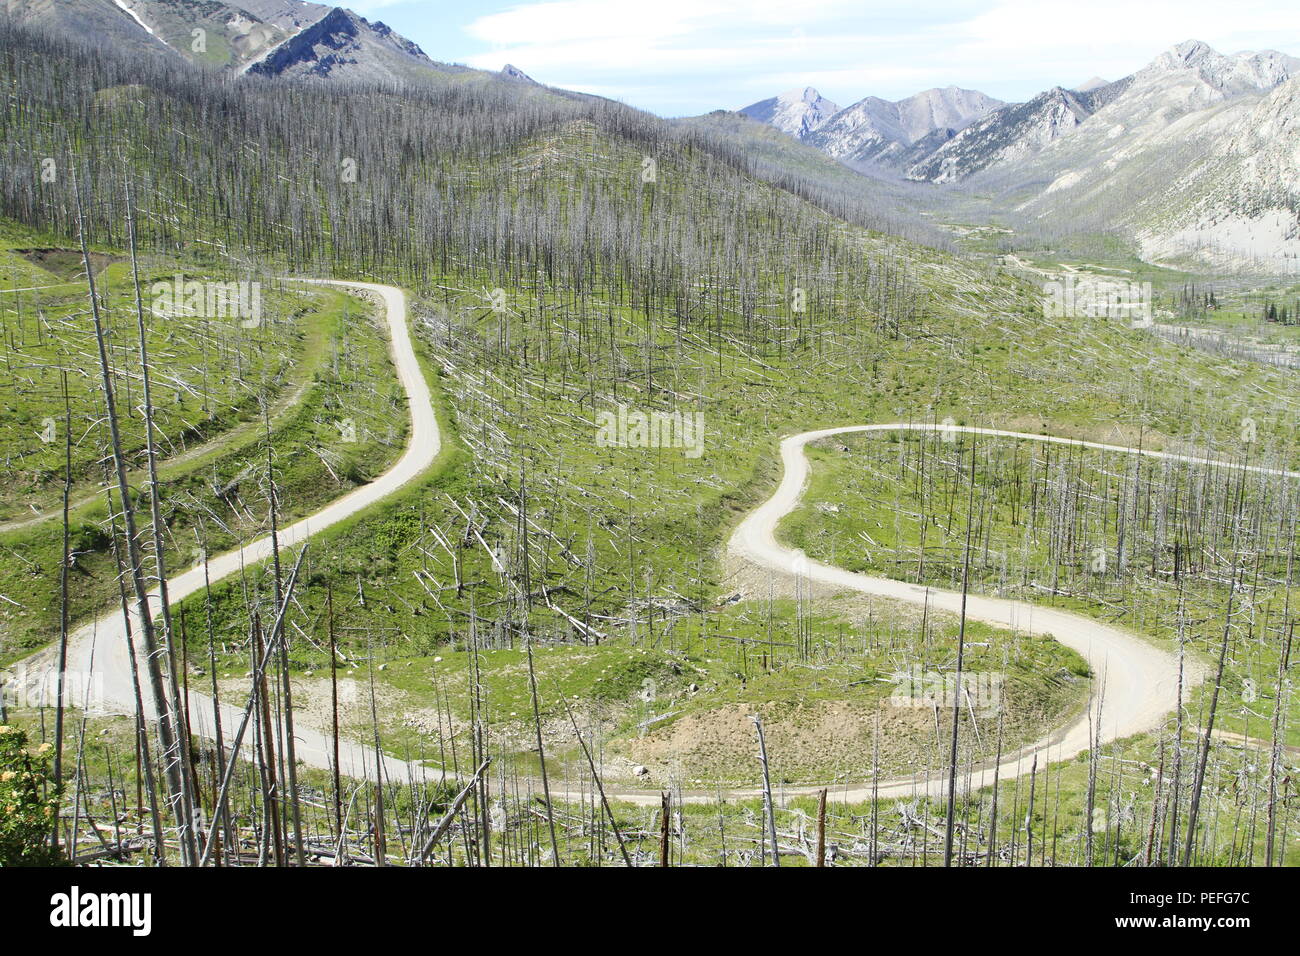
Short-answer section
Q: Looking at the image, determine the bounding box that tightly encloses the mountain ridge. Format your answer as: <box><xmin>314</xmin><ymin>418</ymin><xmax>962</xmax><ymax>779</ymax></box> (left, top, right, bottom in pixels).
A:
<box><xmin>736</xmin><ymin>39</ymin><xmax>1299</xmax><ymax>192</ymax></box>
<box><xmin>910</xmin><ymin>40</ymin><xmax>1300</xmax><ymax>184</ymax></box>
<box><xmin>243</xmin><ymin>5</ymin><xmax>437</xmax><ymax>82</ymax></box>
<box><xmin>4</xmin><ymin>0</ymin><xmax>444</xmax><ymax>82</ymax></box>
<box><xmin>739</xmin><ymin>87</ymin><xmax>840</xmax><ymax>138</ymax></box>
<box><xmin>805</xmin><ymin>86</ymin><xmax>1004</xmax><ymax>170</ymax></box>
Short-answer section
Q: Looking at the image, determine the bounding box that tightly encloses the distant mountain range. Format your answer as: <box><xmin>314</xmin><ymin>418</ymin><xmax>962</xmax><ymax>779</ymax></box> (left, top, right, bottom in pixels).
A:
<box><xmin>738</xmin><ymin>40</ymin><xmax>1298</xmax><ymax>187</ymax></box>
<box><xmin>3</xmin><ymin>3</ymin><xmax>1296</xmax><ymax>274</ymax></box>
<box><xmin>1005</xmin><ymin>41</ymin><xmax>1300</xmax><ymax>272</ymax></box>
<box><xmin>741</xmin><ymin>85</ymin><xmax>1004</xmax><ymax>170</ymax></box>
<box><xmin>906</xmin><ymin>79</ymin><xmax>1132</xmax><ymax>183</ymax></box>
<box><xmin>733</xmin><ymin>40</ymin><xmax>1300</xmax><ymax>271</ymax></box>
<box><xmin>1</xmin><ymin>0</ymin><xmax>487</xmax><ymax>83</ymax></box>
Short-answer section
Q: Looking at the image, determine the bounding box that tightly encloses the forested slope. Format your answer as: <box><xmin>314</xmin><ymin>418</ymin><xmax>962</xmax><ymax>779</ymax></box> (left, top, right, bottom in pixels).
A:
<box><xmin>1</xmin><ymin>14</ymin><xmax>1297</xmax><ymax>865</ymax></box>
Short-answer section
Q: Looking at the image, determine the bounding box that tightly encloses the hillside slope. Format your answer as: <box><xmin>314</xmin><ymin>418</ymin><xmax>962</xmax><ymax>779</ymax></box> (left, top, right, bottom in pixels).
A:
<box><xmin>991</xmin><ymin>48</ymin><xmax>1300</xmax><ymax>271</ymax></box>
<box><xmin>804</xmin><ymin>86</ymin><xmax>1003</xmax><ymax>169</ymax></box>
<box><xmin>0</xmin><ymin>0</ymin><xmax>180</xmax><ymax>61</ymax></box>
<box><xmin>4</xmin><ymin>0</ymin><xmax>452</xmax><ymax>82</ymax></box>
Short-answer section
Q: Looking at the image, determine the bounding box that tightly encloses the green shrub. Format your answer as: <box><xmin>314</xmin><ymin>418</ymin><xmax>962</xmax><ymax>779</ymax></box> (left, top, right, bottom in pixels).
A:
<box><xmin>0</xmin><ymin>724</ymin><xmax>64</xmax><ymax>866</ymax></box>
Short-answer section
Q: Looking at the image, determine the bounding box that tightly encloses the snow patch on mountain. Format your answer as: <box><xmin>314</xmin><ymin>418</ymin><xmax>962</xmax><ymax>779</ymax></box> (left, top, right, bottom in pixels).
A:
<box><xmin>112</xmin><ymin>0</ymin><xmax>161</xmax><ymax>41</ymax></box>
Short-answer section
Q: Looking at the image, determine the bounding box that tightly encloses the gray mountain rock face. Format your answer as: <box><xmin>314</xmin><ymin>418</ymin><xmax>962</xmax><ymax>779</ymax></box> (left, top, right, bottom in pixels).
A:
<box><xmin>230</xmin><ymin>0</ymin><xmax>329</xmax><ymax>32</ymax></box>
<box><xmin>740</xmin><ymin>87</ymin><xmax>840</xmax><ymax>138</ymax></box>
<box><xmin>738</xmin><ymin>39</ymin><xmax>1298</xmax><ymax>188</ymax></box>
<box><xmin>745</xmin><ymin>84</ymin><xmax>1004</xmax><ymax>172</ymax></box>
<box><xmin>2</xmin><ymin>0</ymin><xmax>182</xmax><ymax>60</ymax></box>
<box><xmin>908</xmin><ymin>40</ymin><xmax>1298</xmax><ymax>183</ymax></box>
<box><xmin>4</xmin><ymin>0</ymin><xmax>442</xmax><ymax>84</ymax></box>
<box><xmin>245</xmin><ymin>7</ymin><xmax>435</xmax><ymax>82</ymax></box>
<box><xmin>501</xmin><ymin>64</ymin><xmax>538</xmax><ymax>84</ymax></box>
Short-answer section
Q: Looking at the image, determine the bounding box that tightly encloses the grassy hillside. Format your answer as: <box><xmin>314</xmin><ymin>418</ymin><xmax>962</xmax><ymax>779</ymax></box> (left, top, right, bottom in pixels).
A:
<box><xmin>0</xmin><ymin>240</ymin><xmax>404</xmax><ymax>663</ymax></box>
<box><xmin>0</xmin><ymin>14</ymin><xmax>1296</xmax><ymax>866</ymax></box>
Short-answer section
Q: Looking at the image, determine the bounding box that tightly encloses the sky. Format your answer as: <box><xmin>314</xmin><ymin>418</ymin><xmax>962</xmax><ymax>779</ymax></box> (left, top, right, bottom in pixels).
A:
<box><xmin>344</xmin><ymin>0</ymin><xmax>1300</xmax><ymax>115</ymax></box>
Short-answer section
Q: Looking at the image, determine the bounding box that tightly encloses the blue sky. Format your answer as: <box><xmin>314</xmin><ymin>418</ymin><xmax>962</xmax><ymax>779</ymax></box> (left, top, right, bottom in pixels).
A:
<box><xmin>346</xmin><ymin>0</ymin><xmax>1300</xmax><ymax>115</ymax></box>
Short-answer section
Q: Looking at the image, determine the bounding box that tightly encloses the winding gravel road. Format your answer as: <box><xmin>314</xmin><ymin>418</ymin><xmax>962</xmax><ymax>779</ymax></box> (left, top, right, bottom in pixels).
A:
<box><xmin>15</xmin><ymin>281</ymin><xmax>1296</xmax><ymax>810</ymax></box>
<box><xmin>28</xmin><ymin>280</ymin><xmax>439</xmax><ymax>788</ymax></box>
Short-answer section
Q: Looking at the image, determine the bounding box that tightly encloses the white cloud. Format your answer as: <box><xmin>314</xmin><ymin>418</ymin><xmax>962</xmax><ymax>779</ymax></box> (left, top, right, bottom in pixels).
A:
<box><xmin>467</xmin><ymin>0</ymin><xmax>860</xmax><ymax>46</ymax></box>
<box><xmin>952</xmin><ymin>0</ymin><xmax>1300</xmax><ymax>84</ymax></box>
<box><xmin>455</xmin><ymin>0</ymin><xmax>1300</xmax><ymax>113</ymax></box>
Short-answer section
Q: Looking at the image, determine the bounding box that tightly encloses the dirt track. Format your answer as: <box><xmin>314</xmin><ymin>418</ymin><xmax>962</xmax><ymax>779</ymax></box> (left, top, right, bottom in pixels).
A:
<box><xmin>20</xmin><ymin>283</ymin><xmax>1292</xmax><ymax>808</ymax></box>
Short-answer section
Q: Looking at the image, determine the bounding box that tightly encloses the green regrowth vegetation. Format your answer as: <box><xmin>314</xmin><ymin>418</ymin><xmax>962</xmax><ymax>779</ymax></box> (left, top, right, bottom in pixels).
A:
<box><xmin>0</xmin><ymin>722</ymin><xmax>63</xmax><ymax>866</ymax></box>
<box><xmin>0</xmin><ymin>249</ymin><xmax>406</xmax><ymax>663</ymax></box>
<box><xmin>781</xmin><ymin>431</ymin><xmax>1300</xmax><ymax>747</ymax></box>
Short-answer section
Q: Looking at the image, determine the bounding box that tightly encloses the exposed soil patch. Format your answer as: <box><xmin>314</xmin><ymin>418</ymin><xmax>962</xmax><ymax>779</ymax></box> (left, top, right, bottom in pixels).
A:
<box><xmin>621</xmin><ymin>700</ymin><xmax>932</xmax><ymax>788</ymax></box>
<box><xmin>606</xmin><ymin>555</ymin><xmax>1090</xmax><ymax>789</ymax></box>
<box><xmin>13</xmin><ymin>248</ymin><xmax>122</xmax><ymax>281</ymax></box>
<box><xmin>610</xmin><ymin>677</ymin><xmax>1082</xmax><ymax>790</ymax></box>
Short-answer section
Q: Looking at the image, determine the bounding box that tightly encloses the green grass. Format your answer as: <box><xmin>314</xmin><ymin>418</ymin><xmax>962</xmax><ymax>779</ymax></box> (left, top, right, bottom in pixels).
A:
<box><xmin>7</xmin><ymin>704</ymin><xmax>1291</xmax><ymax>866</ymax></box>
<box><xmin>0</xmin><ymin>237</ymin><xmax>407</xmax><ymax>663</ymax></box>
<box><xmin>169</xmin><ymin>133</ymin><xmax>1300</xmax><ymax>792</ymax></box>
<box><xmin>0</xmin><ymin>246</ymin><xmax>314</xmax><ymax>520</ymax></box>
<box><xmin>198</xmin><ymin>590</ymin><xmax>1088</xmax><ymax>788</ymax></box>
<box><xmin>780</xmin><ymin>430</ymin><xmax>1300</xmax><ymax>749</ymax></box>
<box><xmin>4</xmin><ymin>61</ymin><xmax>1299</xmax><ymax>859</ymax></box>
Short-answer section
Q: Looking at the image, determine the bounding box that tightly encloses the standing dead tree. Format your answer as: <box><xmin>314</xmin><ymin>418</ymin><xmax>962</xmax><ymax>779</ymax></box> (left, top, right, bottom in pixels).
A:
<box><xmin>944</xmin><ymin>437</ymin><xmax>977</xmax><ymax>867</ymax></box>
<box><xmin>752</xmin><ymin>714</ymin><xmax>780</xmax><ymax>868</ymax></box>
<box><xmin>76</xmin><ymin>171</ymin><xmax>197</xmax><ymax>865</ymax></box>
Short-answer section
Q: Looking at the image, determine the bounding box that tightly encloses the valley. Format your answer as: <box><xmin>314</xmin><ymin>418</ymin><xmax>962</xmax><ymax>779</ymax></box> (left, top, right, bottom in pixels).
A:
<box><xmin>0</xmin><ymin>1</ymin><xmax>1295</xmax><ymax>878</ymax></box>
